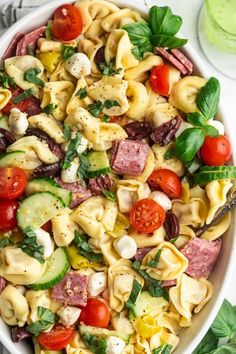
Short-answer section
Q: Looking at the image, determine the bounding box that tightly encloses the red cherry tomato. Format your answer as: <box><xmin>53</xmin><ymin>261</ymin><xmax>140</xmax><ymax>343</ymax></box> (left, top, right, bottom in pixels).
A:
<box><xmin>2</xmin><ymin>87</ymin><xmax>30</xmax><ymax>114</ymax></box>
<box><xmin>38</xmin><ymin>325</ymin><xmax>74</xmax><ymax>351</ymax></box>
<box><xmin>148</xmin><ymin>169</ymin><xmax>182</xmax><ymax>199</ymax></box>
<box><xmin>130</xmin><ymin>198</ymin><xmax>166</xmax><ymax>234</ymax></box>
<box><xmin>149</xmin><ymin>65</ymin><xmax>170</xmax><ymax>96</ymax></box>
<box><xmin>52</xmin><ymin>4</ymin><xmax>83</xmax><ymax>41</ymax></box>
<box><xmin>0</xmin><ymin>200</ymin><xmax>19</xmax><ymax>231</ymax></box>
<box><xmin>0</xmin><ymin>167</ymin><xmax>27</xmax><ymax>200</ymax></box>
<box><xmin>79</xmin><ymin>298</ymin><xmax>110</xmax><ymax>328</ymax></box>
<box><xmin>41</xmin><ymin>220</ymin><xmax>52</xmax><ymax>233</ymax></box>
<box><xmin>200</xmin><ymin>135</ymin><xmax>232</xmax><ymax>166</ymax></box>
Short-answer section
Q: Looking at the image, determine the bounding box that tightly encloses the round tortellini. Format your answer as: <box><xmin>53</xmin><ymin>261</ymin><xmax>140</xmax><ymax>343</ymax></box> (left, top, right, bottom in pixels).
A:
<box><xmin>0</xmin><ymin>285</ymin><xmax>29</xmax><ymax>326</ymax></box>
<box><xmin>28</xmin><ymin>113</ymin><xmax>65</xmax><ymax>144</ymax></box>
<box><xmin>124</xmin><ymin>55</ymin><xmax>163</xmax><ymax>82</ymax></box>
<box><xmin>0</xmin><ymin>87</ymin><xmax>11</xmax><ymax>110</ymax></box>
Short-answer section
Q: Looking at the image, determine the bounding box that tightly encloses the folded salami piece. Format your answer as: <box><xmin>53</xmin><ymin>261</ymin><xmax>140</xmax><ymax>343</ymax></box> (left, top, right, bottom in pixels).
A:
<box><xmin>181</xmin><ymin>237</ymin><xmax>222</xmax><ymax>279</ymax></box>
<box><xmin>88</xmin><ymin>175</ymin><xmax>112</xmax><ymax>196</ymax></box>
<box><xmin>171</xmin><ymin>49</ymin><xmax>194</xmax><ymax>74</ymax></box>
<box><xmin>51</xmin><ymin>272</ymin><xmax>88</xmax><ymax>307</ymax></box>
<box><xmin>2</xmin><ymin>32</ymin><xmax>24</xmax><ymax>60</ymax></box>
<box><xmin>111</xmin><ymin>139</ymin><xmax>149</xmax><ymax>176</ymax></box>
<box><xmin>155</xmin><ymin>47</ymin><xmax>194</xmax><ymax>76</ymax></box>
<box><xmin>16</xmin><ymin>26</ymin><xmax>46</xmax><ymax>56</ymax></box>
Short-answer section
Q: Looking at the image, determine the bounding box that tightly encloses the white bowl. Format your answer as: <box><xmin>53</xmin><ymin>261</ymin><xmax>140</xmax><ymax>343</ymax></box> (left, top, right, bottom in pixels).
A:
<box><xmin>0</xmin><ymin>1</ymin><xmax>235</xmax><ymax>353</ymax></box>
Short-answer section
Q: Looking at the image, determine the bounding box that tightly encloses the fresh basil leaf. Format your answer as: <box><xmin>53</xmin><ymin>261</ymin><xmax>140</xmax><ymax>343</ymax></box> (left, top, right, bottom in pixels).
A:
<box><xmin>62</xmin><ymin>133</ymin><xmax>82</xmax><ymax>169</ymax></box>
<box><xmin>164</xmin><ymin>148</ymin><xmax>175</xmax><ymax>160</ymax></box>
<box><xmin>63</xmin><ymin>124</ymin><xmax>71</xmax><ymax>141</ymax></box>
<box><xmin>21</xmin><ymin>227</ymin><xmax>45</xmax><ymax>264</ymax></box>
<box><xmin>149</xmin><ymin>6</ymin><xmax>182</xmax><ymax>36</ymax></box>
<box><xmin>196</xmin><ymin>77</ymin><xmax>220</xmax><ymax>120</ymax></box>
<box><xmin>27</xmin><ymin>307</ymin><xmax>57</xmax><ymax>336</ymax></box>
<box><xmin>152</xmin><ymin>344</ymin><xmax>173</xmax><ymax>354</ymax></box>
<box><xmin>61</xmin><ymin>44</ymin><xmax>76</xmax><ymax>61</ymax></box>
<box><xmin>169</xmin><ymin>237</ymin><xmax>178</xmax><ymax>244</ymax></box>
<box><xmin>175</xmin><ymin>128</ymin><xmax>205</xmax><ymax>162</ymax></box>
<box><xmin>148</xmin><ymin>249</ymin><xmax>162</xmax><ymax>268</ymax></box>
<box><xmin>211</xmin><ymin>299</ymin><xmax>236</xmax><ymax>338</ymax></box>
<box><xmin>77</xmin><ymin>151</ymin><xmax>90</xmax><ymax>180</ymax></box>
<box><xmin>187</xmin><ymin>112</ymin><xmax>207</xmax><ymax>127</ymax></box>
<box><xmin>104</xmin><ymin>100</ymin><xmax>120</xmax><ymax>109</ymax></box>
<box><xmin>24</xmin><ymin>68</ymin><xmax>44</xmax><ymax>87</ymax></box>
<box><xmin>13</xmin><ymin>88</ymin><xmax>35</xmax><ymax>104</ymax></box>
<box><xmin>82</xmin><ymin>333</ymin><xmax>107</xmax><ymax>354</ymax></box>
<box><xmin>192</xmin><ymin>329</ymin><xmax>218</xmax><ymax>354</ymax></box>
<box><xmin>37</xmin><ymin>307</ymin><xmax>57</xmax><ymax>323</ymax></box>
<box><xmin>203</xmin><ymin>125</ymin><xmax>219</xmax><ymax>137</ymax></box>
<box><xmin>123</xmin><ymin>21</ymin><xmax>153</xmax><ymax>58</ymax></box>
<box><xmin>75</xmin><ymin>87</ymin><xmax>87</xmax><ymax>99</ymax></box>
<box><xmin>74</xmin><ymin>231</ymin><xmax>103</xmax><ymax>263</ymax></box>
<box><xmin>98</xmin><ymin>59</ymin><xmax>122</xmax><ymax>76</ymax></box>
<box><xmin>88</xmin><ymin>101</ymin><xmax>104</xmax><ymax>117</ymax></box>
<box><xmin>0</xmin><ymin>238</ymin><xmax>14</xmax><ymax>248</ymax></box>
<box><xmin>26</xmin><ymin>45</ymin><xmax>34</xmax><ymax>56</ymax></box>
<box><xmin>27</xmin><ymin>320</ymin><xmax>53</xmax><ymax>336</ymax></box>
<box><xmin>42</xmin><ymin>103</ymin><xmax>58</xmax><ymax>115</ymax></box>
<box><xmin>102</xmin><ymin>189</ymin><xmax>117</xmax><ymax>202</ymax></box>
<box><xmin>0</xmin><ymin>73</ymin><xmax>16</xmax><ymax>89</ymax></box>
<box><xmin>45</xmin><ymin>22</ymin><xmax>52</xmax><ymax>40</ymax></box>
<box><xmin>151</xmin><ymin>34</ymin><xmax>188</xmax><ymax>49</ymax></box>
<box><xmin>131</xmin><ymin>46</ymin><xmax>143</xmax><ymax>60</ymax></box>
<box><xmin>208</xmin><ymin>340</ymin><xmax>236</xmax><ymax>354</ymax></box>
<box><xmin>102</xmin><ymin>115</ymin><xmax>110</xmax><ymax>122</ymax></box>
<box><xmin>126</xmin><ymin>279</ymin><xmax>142</xmax><ymax>313</ymax></box>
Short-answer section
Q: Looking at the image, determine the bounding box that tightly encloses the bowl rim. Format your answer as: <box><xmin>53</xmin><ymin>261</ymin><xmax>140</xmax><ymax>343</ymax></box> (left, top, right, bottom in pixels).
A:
<box><xmin>0</xmin><ymin>1</ymin><xmax>235</xmax><ymax>354</ymax></box>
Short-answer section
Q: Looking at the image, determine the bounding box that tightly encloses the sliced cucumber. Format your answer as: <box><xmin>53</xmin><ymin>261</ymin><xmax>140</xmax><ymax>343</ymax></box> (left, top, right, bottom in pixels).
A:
<box><xmin>0</xmin><ymin>115</ymin><xmax>10</xmax><ymax>130</ymax></box>
<box><xmin>192</xmin><ymin>170</ymin><xmax>236</xmax><ymax>185</ymax></box>
<box><xmin>17</xmin><ymin>192</ymin><xmax>65</xmax><ymax>230</ymax></box>
<box><xmin>0</xmin><ymin>151</ymin><xmax>28</xmax><ymax>169</ymax></box>
<box><xmin>28</xmin><ymin>248</ymin><xmax>70</xmax><ymax>290</ymax></box>
<box><xmin>200</xmin><ymin>166</ymin><xmax>236</xmax><ymax>172</ymax></box>
<box><xmin>79</xmin><ymin>325</ymin><xmax>130</xmax><ymax>343</ymax></box>
<box><xmin>25</xmin><ymin>178</ymin><xmax>72</xmax><ymax>207</ymax></box>
<box><xmin>87</xmin><ymin>151</ymin><xmax>110</xmax><ymax>178</ymax></box>
<box><xmin>131</xmin><ymin>291</ymin><xmax>168</xmax><ymax>317</ymax></box>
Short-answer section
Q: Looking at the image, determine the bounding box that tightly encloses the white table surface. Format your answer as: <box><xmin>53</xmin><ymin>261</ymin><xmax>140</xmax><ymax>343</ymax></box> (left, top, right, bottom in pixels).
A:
<box><xmin>0</xmin><ymin>0</ymin><xmax>235</xmax><ymax>353</ymax></box>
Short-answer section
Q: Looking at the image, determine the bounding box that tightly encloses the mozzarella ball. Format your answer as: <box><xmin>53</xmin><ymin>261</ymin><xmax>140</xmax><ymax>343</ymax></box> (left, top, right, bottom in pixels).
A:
<box><xmin>208</xmin><ymin>119</ymin><xmax>225</xmax><ymax>135</ymax></box>
<box><xmin>114</xmin><ymin>235</ymin><xmax>137</xmax><ymax>260</ymax></box>
<box><xmin>9</xmin><ymin>108</ymin><xmax>28</xmax><ymax>136</ymax></box>
<box><xmin>57</xmin><ymin>306</ymin><xmax>81</xmax><ymax>326</ymax></box>
<box><xmin>65</xmin><ymin>53</ymin><xmax>91</xmax><ymax>79</ymax></box>
<box><xmin>149</xmin><ymin>191</ymin><xmax>172</xmax><ymax>210</ymax></box>
<box><xmin>106</xmin><ymin>336</ymin><xmax>126</xmax><ymax>354</ymax></box>
<box><xmin>34</xmin><ymin>228</ymin><xmax>54</xmax><ymax>258</ymax></box>
<box><xmin>61</xmin><ymin>157</ymin><xmax>80</xmax><ymax>183</ymax></box>
<box><xmin>88</xmin><ymin>272</ymin><xmax>107</xmax><ymax>297</ymax></box>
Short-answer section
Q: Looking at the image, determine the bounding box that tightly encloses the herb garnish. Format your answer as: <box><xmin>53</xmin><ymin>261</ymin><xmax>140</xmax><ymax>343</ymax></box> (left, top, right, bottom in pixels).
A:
<box><xmin>24</xmin><ymin>68</ymin><xmax>44</xmax><ymax>87</ymax></box>
<box><xmin>88</xmin><ymin>100</ymin><xmax>120</xmax><ymax>117</ymax></box>
<box><xmin>152</xmin><ymin>344</ymin><xmax>173</xmax><ymax>354</ymax></box>
<box><xmin>62</xmin><ymin>133</ymin><xmax>82</xmax><ymax>170</ymax></box>
<box><xmin>26</xmin><ymin>307</ymin><xmax>57</xmax><ymax>336</ymax></box>
<box><xmin>148</xmin><ymin>249</ymin><xmax>162</xmax><ymax>268</ymax></box>
<box><xmin>74</xmin><ymin>231</ymin><xmax>103</xmax><ymax>263</ymax></box>
<box><xmin>61</xmin><ymin>44</ymin><xmax>76</xmax><ymax>61</ymax></box>
<box><xmin>132</xmin><ymin>260</ymin><xmax>168</xmax><ymax>300</ymax></box>
<box><xmin>26</xmin><ymin>45</ymin><xmax>34</xmax><ymax>56</ymax></box>
<box><xmin>126</xmin><ymin>279</ymin><xmax>142</xmax><ymax>314</ymax></box>
<box><xmin>0</xmin><ymin>238</ymin><xmax>14</xmax><ymax>248</ymax></box>
<box><xmin>13</xmin><ymin>88</ymin><xmax>35</xmax><ymax>104</ymax></box>
<box><xmin>42</xmin><ymin>103</ymin><xmax>58</xmax><ymax>115</ymax></box>
<box><xmin>63</xmin><ymin>124</ymin><xmax>72</xmax><ymax>141</ymax></box>
<box><xmin>75</xmin><ymin>87</ymin><xmax>87</xmax><ymax>99</ymax></box>
<box><xmin>45</xmin><ymin>22</ymin><xmax>53</xmax><ymax>40</ymax></box>
<box><xmin>82</xmin><ymin>333</ymin><xmax>107</xmax><ymax>354</ymax></box>
<box><xmin>21</xmin><ymin>227</ymin><xmax>45</xmax><ymax>264</ymax></box>
<box><xmin>163</xmin><ymin>148</ymin><xmax>175</xmax><ymax>160</ymax></box>
<box><xmin>77</xmin><ymin>152</ymin><xmax>90</xmax><ymax>180</ymax></box>
<box><xmin>98</xmin><ymin>59</ymin><xmax>122</xmax><ymax>76</ymax></box>
<box><xmin>0</xmin><ymin>72</ymin><xmax>16</xmax><ymax>89</ymax></box>
<box><xmin>102</xmin><ymin>189</ymin><xmax>117</xmax><ymax>202</ymax></box>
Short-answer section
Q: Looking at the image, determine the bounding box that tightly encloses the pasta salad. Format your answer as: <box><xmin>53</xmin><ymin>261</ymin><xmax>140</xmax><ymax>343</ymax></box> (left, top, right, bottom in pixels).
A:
<box><xmin>0</xmin><ymin>1</ymin><xmax>235</xmax><ymax>353</ymax></box>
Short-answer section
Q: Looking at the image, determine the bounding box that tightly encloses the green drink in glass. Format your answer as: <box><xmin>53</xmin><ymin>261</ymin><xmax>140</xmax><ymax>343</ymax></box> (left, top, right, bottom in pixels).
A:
<box><xmin>204</xmin><ymin>0</ymin><xmax>236</xmax><ymax>53</ymax></box>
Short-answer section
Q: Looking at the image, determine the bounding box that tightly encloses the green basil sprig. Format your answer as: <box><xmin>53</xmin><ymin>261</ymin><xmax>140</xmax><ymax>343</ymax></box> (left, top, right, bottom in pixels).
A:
<box><xmin>42</xmin><ymin>103</ymin><xmax>58</xmax><ymax>115</ymax></box>
<box><xmin>196</xmin><ymin>77</ymin><xmax>220</xmax><ymax>120</ymax></box>
<box><xmin>76</xmin><ymin>87</ymin><xmax>87</xmax><ymax>99</ymax></box>
<box><xmin>98</xmin><ymin>59</ymin><xmax>122</xmax><ymax>76</ymax></box>
<box><xmin>13</xmin><ymin>88</ymin><xmax>35</xmax><ymax>104</ymax></box>
<box><xmin>102</xmin><ymin>189</ymin><xmax>117</xmax><ymax>202</ymax></box>
<box><xmin>62</xmin><ymin>133</ymin><xmax>82</xmax><ymax>170</ymax></box>
<box><xmin>126</xmin><ymin>279</ymin><xmax>142</xmax><ymax>314</ymax></box>
<box><xmin>27</xmin><ymin>307</ymin><xmax>57</xmax><ymax>336</ymax></box>
<box><xmin>82</xmin><ymin>333</ymin><xmax>107</xmax><ymax>354</ymax></box>
<box><xmin>88</xmin><ymin>100</ymin><xmax>120</xmax><ymax>117</ymax></box>
<box><xmin>148</xmin><ymin>249</ymin><xmax>162</xmax><ymax>268</ymax></box>
<box><xmin>24</xmin><ymin>68</ymin><xmax>44</xmax><ymax>87</ymax></box>
<box><xmin>21</xmin><ymin>227</ymin><xmax>45</xmax><ymax>264</ymax></box>
<box><xmin>74</xmin><ymin>231</ymin><xmax>103</xmax><ymax>263</ymax></box>
<box><xmin>0</xmin><ymin>72</ymin><xmax>16</xmax><ymax>89</ymax></box>
<box><xmin>0</xmin><ymin>238</ymin><xmax>14</xmax><ymax>248</ymax></box>
<box><xmin>61</xmin><ymin>44</ymin><xmax>76</xmax><ymax>61</ymax></box>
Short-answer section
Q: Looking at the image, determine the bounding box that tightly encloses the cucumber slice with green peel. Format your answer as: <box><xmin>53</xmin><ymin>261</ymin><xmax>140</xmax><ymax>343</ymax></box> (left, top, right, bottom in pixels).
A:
<box><xmin>28</xmin><ymin>248</ymin><xmax>70</xmax><ymax>290</ymax></box>
<box><xmin>192</xmin><ymin>171</ymin><xmax>236</xmax><ymax>185</ymax></box>
<box><xmin>130</xmin><ymin>291</ymin><xmax>168</xmax><ymax>317</ymax></box>
<box><xmin>0</xmin><ymin>115</ymin><xmax>10</xmax><ymax>130</ymax></box>
<box><xmin>0</xmin><ymin>151</ymin><xmax>28</xmax><ymax>169</ymax></box>
<box><xmin>79</xmin><ymin>325</ymin><xmax>130</xmax><ymax>343</ymax></box>
<box><xmin>87</xmin><ymin>151</ymin><xmax>110</xmax><ymax>178</ymax></box>
<box><xmin>200</xmin><ymin>166</ymin><xmax>236</xmax><ymax>172</ymax></box>
<box><xmin>17</xmin><ymin>192</ymin><xmax>65</xmax><ymax>230</ymax></box>
<box><xmin>25</xmin><ymin>178</ymin><xmax>72</xmax><ymax>207</ymax></box>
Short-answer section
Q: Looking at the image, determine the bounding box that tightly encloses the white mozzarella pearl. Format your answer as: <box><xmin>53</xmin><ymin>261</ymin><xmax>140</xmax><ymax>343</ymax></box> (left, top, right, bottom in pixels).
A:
<box><xmin>150</xmin><ymin>191</ymin><xmax>172</xmax><ymax>210</ymax></box>
<box><xmin>114</xmin><ymin>235</ymin><xmax>137</xmax><ymax>260</ymax></box>
<box><xmin>9</xmin><ymin>108</ymin><xmax>28</xmax><ymax>135</ymax></box>
<box><xmin>65</xmin><ymin>53</ymin><xmax>91</xmax><ymax>79</ymax></box>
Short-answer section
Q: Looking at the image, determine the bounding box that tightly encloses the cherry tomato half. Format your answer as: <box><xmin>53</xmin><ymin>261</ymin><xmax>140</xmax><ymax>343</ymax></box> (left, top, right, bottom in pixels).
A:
<box><xmin>38</xmin><ymin>325</ymin><xmax>74</xmax><ymax>351</ymax></box>
<box><xmin>130</xmin><ymin>198</ymin><xmax>166</xmax><ymax>234</ymax></box>
<box><xmin>200</xmin><ymin>135</ymin><xmax>232</xmax><ymax>166</ymax></box>
<box><xmin>148</xmin><ymin>169</ymin><xmax>182</xmax><ymax>199</ymax></box>
<box><xmin>52</xmin><ymin>4</ymin><xmax>83</xmax><ymax>41</ymax></box>
<box><xmin>0</xmin><ymin>167</ymin><xmax>27</xmax><ymax>200</ymax></box>
<box><xmin>149</xmin><ymin>65</ymin><xmax>170</xmax><ymax>96</ymax></box>
<box><xmin>79</xmin><ymin>298</ymin><xmax>110</xmax><ymax>328</ymax></box>
<box><xmin>0</xmin><ymin>200</ymin><xmax>19</xmax><ymax>232</ymax></box>
<box><xmin>2</xmin><ymin>87</ymin><xmax>30</xmax><ymax>114</ymax></box>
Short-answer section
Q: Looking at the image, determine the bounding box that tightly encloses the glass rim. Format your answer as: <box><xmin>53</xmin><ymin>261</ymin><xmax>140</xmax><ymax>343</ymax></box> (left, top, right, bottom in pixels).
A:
<box><xmin>205</xmin><ymin>0</ymin><xmax>236</xmax><ymax>38</ymax></box>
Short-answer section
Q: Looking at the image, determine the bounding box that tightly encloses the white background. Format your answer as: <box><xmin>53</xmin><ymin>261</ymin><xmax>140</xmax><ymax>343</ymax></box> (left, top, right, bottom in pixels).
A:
<box><xmin>0</xmin><ymin>0</ymin><xmax>235</xmax><ymax>352</ymax></box>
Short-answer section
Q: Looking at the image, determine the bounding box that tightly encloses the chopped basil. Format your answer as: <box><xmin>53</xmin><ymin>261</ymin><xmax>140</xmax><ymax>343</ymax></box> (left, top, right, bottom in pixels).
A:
<box><xmin>88</xmin><ymin>101</ymin><xmax>104</xmax><ymax>117</ymax></box>
<box><xmin>63</xmin><ymin>124</ymin><xmax>72</xmax><ymax>141</ymax></box>
<box><xmin>61</xmin><ymin>44</ymin><xmax>76</xmax><ymax>61</ymax></box>
<box><xmin>45</xmin><ymin>22</ymin><xmax>53</xmax><ymax>40</ymax></box>
<box><xmin>169</xmin><ymin>237</ymin><xmax>178</xmax><ymax>244</ymax></box>
<box><xmin>26</xmin><ymin>307</ymin><xmax>57</xmax><ymax>336</ymax></box>
<box><xmin>75</xmin><ymin>87</ymin><xmax>87</xmax><ymax>99</ymax></box>
<box><xmin>104</xmin><ymin>100</ymin><xmax>120</xmax><ymax>109</ymax></box>
<box><xmin>102</xmin><ymin>189</ymin><xmax>117</xmax><ymax>202</ymax></box>
<box><xmin>148</xmin><ymin>249</ymin><xmax>162</xmax><ymax>268</ymax></box>
<box><xmin>13</xmin><ymin>88</ymin><xmax>35</xmax><ymax>104</ymax></box>
<box><xmin>126</xmin><ymin>279</ymin><xmax>142</xmax><ymax>313</ymax></box>
<box><xmin>98</xmin><ymin>59</ymin><xmax>122</xmax><ymax>76</ymax></box>
<box><xmin>62</xmin><ymin>133</ymin><xmax>82</xmax><ymax>170</ymax></box>
<box><xmin>24</xmin><ymin>68</ymin><xmax>44</xmax><ymax>87</ymax></box>
<box><xmin>0</xmin><ymin>238</ymin><xmax>14</xmax><ymax>248</ymax></box>
<box><xmin>163</xmin><ymin>148</ymin><xmax>175</xmax><ymax>160</ymax></box>
<box><xmin>152</xmin><ymin>344</ymin><xmax>173</xmax><ymax>354</ymax></box>
<box><xmin>77</xmin><ymin>152</ymin><xmax>90</xmax><ymax>180</ymax></box>
<box><xmin>74</xmin><ymin>232</ymin><xmax>103</xmax><ymax>263</ymax></box>
<box><xmin>82</xmin><ymin>333</ymin><xmax>107</xmax><ymax>354</ymax></box>
<box><xmin>0</xmin><ymin>72</ymin><xmax>16</xmax><ymax>89</ymax></box>
<box><xmin>26</xmin><ymin>45</ymin><xmax>34</xmax><ymax>56</ymax></box>
<box><xmin>21</xmin><ymin>227</ymin><xmax>45</xmax><ymax>264</ymax></box>
<box><xmin>102</xmin><ymin>115</ymin><xmax>110</xmax><ymax>122</ymax></box>
<box><xmin>42</xmin><ymin>103</ymin><xmax>58</xmax><ymax>115</ymax></box>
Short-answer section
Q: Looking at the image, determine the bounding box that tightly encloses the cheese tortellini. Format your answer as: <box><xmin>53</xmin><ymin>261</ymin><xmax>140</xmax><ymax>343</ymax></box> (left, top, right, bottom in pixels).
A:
<box><xmin>0</xmin><ymin>87</ymin><xmax>11</xmax><ymax>109</ymax></box>
<box><xmin>116</xmin><ymin>179</ymin><xmax>148</xmax><ymax>213</ymax></box>
<box><xmin>124</xmin><ymin>55</ymin><xmax>163</xmax><ymax>82</ymax></box>
<box><xmin>28</xmin><ymin>113</ymin><xmax>65</xmax><ymax>144</ymax></box>
<box><xmin>152</xmin><ymin>143</ymin><xmax>185</xmax><ymax>177</ymax></box>
<box><xmin>52</xmin><ymin>212</ymin><xmax>78</xmax><ymax>247</ymax></box>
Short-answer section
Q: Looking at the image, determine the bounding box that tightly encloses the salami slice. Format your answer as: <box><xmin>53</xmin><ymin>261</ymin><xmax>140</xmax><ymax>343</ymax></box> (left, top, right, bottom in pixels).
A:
<box><xmin>16</xmin><ymin>26</ymin><xmax>46</xmax><ymax>56</ymax></box>
<box><xmin>0</xmin><ymin>276</ymin><xmax>7</xmax><ymax>294</ymax></box>
<box><xmin>171</xmin><ymin>49</ymin><xmax>194</xmax><ymax>74</ymax></box>
<box><xmin>181</xmin><ymin>237</ymin><xmax>222</xmax><ymax>279</ymax></box>
<box><xmin>55</xmin><ymin>177</ymin><xmax>92</xmax><ymax>208</ymax></box>
<box><xmin>88</xmin><ymin>175</ymin><xmax>112</xmax><ymax>196</ymax></box>
<box><xmin>25</xmin><ymin>96</ymin><xmax>42</xmax><ymax>117</ymax></box>
<box><xmin>111</xmin><ymin>140</ymin><xmax>149</xmax><ymax>176</ymax></box>
<box><xmin>134</xmin><ymin>247</ymin><xmax>153</xmax><ymax>261</ymax></box>
<box><xmin>155</xmin><ymin>47</ymin><xmax>189</xmax><ymax>75</ymax></box>
<box><xmin>2</xmin><ymin>32</ymin><xmax>24</xmax><ymax>60</ymax></box>
<box><xmin>51</xmin><ymin>272</ymin><xmax>88</xmax><ymax>307</ymax></box>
